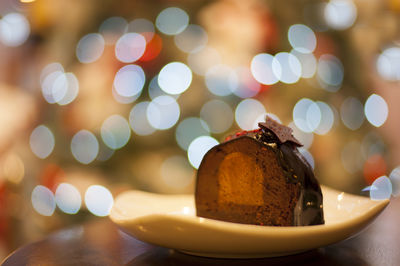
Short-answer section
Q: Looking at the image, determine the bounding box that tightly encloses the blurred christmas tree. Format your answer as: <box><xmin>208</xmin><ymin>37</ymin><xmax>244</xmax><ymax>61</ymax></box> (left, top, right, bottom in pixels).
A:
<box><xmin>0</xmin><ymin>0</ymin><xmax>399</xmax><ymax>258</ymax></box>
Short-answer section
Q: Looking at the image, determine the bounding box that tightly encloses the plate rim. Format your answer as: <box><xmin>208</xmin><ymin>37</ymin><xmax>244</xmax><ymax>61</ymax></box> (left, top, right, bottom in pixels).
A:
<box><xmin>110</xmin><ymin>186</ymin><xmax>390</xmax><ymax>257</ymax></box>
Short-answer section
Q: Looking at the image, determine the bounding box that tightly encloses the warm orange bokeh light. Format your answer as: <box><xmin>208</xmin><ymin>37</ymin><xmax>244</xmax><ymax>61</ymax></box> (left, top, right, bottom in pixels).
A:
<box><xmin>140</xmin><ymin>33</ymin><xmax>162</xmax><ymax>62</ymax></box>
<box><xmin>363</xmin><ymin>154</ymin><xmax>387</xmax><ymax>185</ymax></box>
<box><xmin>40</xmin><ymin>164</ymin><xmax>65</xmax><ymax>192</ymax></box>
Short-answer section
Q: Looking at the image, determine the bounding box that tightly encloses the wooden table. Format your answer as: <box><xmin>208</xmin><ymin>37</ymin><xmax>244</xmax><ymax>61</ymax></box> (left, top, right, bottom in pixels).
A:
<box><xmin>3</xmin><ymin>197</ymin><xmax>400</xmax><ymax>266</ymax></box>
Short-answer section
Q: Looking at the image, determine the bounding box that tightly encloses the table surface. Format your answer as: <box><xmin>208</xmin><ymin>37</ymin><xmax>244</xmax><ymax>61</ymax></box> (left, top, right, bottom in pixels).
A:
<box><xmin>3</xmin><ymin>196</ymin><xmax>400</xmax><ymax>266</ymax></box>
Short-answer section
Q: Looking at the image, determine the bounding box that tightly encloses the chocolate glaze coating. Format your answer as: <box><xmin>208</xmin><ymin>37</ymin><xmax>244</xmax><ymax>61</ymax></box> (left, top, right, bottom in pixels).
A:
<box><xmin>278</xmin><ymin>143</ymin><xmax>324</xmax><ymax>225</ymax></box>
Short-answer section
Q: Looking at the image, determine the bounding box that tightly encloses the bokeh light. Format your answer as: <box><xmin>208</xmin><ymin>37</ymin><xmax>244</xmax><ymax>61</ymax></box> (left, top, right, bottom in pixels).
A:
<box><xmin>288</xmin><ymin>24</ymin><xmax>317</xmax><ymax>54</ymax></box>
<box><xmin>205</xmin><ymin>64</ymin><xmax>238</xmax><ymax>96</ymax></box>
<box><xmin>293</xmin><ymin>98</ymin><xmax>321</xmax><ymax>133</ymax></box>
<box><xmin>291</xmin><ymin>50</ymin><xmax>317</xmax><ymax>78</ymax></box>
<box><xmin>235</xmin><ymin>98</ymin><xmax>266</xmax><ymax>130</ymax></box>
<box><xmin>251</xmin><ymin>53</ymin><xmax>279</xmax><ymax>85</ymax></box>
<box><xmin>115</xmin><ymin>33</ymin><xmax>146</xmax><ymax>63</ymax></box>
<box><xmin>200</xmin><ymin>99</ymin><xmax>233</xmax><ymax>133</ymax></box>
<box><xmin>158</xmin><ymin>62</ymin><xmax>192</xmax><ymax>95</ymax></box>
<box><xmin>324</xmin><ymin>0</ymin><xmax>357</xmax><ymax>30</ymax></box>
<box><xmin>53</xmin><ymin>73</ymin><xmax>79</xmax><ymax>106</ymax></box>
<box><xmin>113</xmin><ymin>64</ymin><xmax>145</xmax><ymax>98</ymax></box>
<box><xmin>370</xmin><ymin>176</ymin><xmax>392</xmax><ymax>200</ymax></box>
<box><xmin>314</xmin><ymin>101</ymin><xmax>334</xmax><ymax>135</ymax></box>
<box><xmin>174</xmin><ymin>24</ymin><xmax>208</xmax><ymax>53</ymax></box>
<box><xmin>30</xmin><ymin>125</ymin><xmax>55</xmax><ymax>159</ymax></box>
<box><xmin>187</xmin><ymin>46</ymin><xmax>221</xmax><ymax>76</ymax></box>
<box><xmin>340</xmin><ymin>97</ymin><xmax>364</xmax><ymax>130</ymax></box>
<box><xmin>160</xmin><ymin>156</ymin><xmax>194</xmax><ymax>189</ymax></box>
<box><xmin>306</xmin><ymin>102</ymin><xmax>322</xmax><ymax>132</ymax></box>
<box><xmin>272</xmin><ymin>52</ymin><xmax>302</xmax><ymax>84</ymax></box>
<box><xmin>41</xmin><ymin>70</ymin><xmax>64</xmax><ymax>104</ymax></box>
<box><xmin>129</xmin><ymin>101</ymin><xmax>156</xmax><ymax>136</ymax></box>
<box><xmin>99</xmin><ymin>17</ymin><xmax>127</xmax><ymax>44</ymax></box>
<box><xmin>148</xmin><ymin>76</ymin><xmax>178</xmax><ymax>100</ymax></box>
<box><xmin>156</xmin><ymin>7</ymin><xmax>189</xmax><ymax>36</ymax></box>
<box><xmin>0</xmin><ymin>13</ymin><xmax>30</xmax><ymax>47</ymax></box>
<box><xmin>389</xmin><ymin>166</ymin><xmax>400</xmax><ymax>196</ymax></box>
<box><xmin>175</xmin><ymin>117</ymin><xmax>210</xmax><ymax>150</ymax></box>
<box><xmin>139</xmin><ymin>33</ymin><xmax>162</xmax><ymax>61</ymax></box>
<box><xmin>364</xmin><ymin>94</ymin><xmax>388</xmax><ymax>127</ymax></box>
<box><xmin>128</xmin><ymin>18</ymin><xmax>155</xmax><ymax>42</ymax></box>
<box><xmin>289</xmin><ymin>122</ymin><xmax>314</xmax><ymax>149</ymax></box>
<box><xmin>40</xmin><ymin>63</ymin><xmax>64</xmax><ymax>84</ymax></box>
<box><xmin>232</xmin><ymin>66</ymin><xmax>261</xmax><ymax>98</ymax></box>
<box><xmin>1</xmin><ymin>153</ymin><xmax>25</xmax><ymax>185</ymax></box>
<box><xmin>55</xmin><ymin>183</ymin><xmax>81</xmax><ymax>214</ymax></box>
<box><xmin>71</xmin><ymin>130</ymin><xmax>99</xmax><ymax>164</ymax></box>
<box><xmin>376</xmin><ymin>47</ymin><xmax>400</xmax><ymax>81</ymax></box>
<box><xmin>187</xmin><ymin>136</ymin><xmax>219</xmax><ymax>169</ymax></box>
<box><xmin>41</xmin><ymin>70</ymin><xmax>79</xmax><ymax>105</ymax></box>
<box><xmin>84</xmin><ymin>185</ymin><xmax>114</xmax><ymax>217</ymax></box>
<box><xmin>317</xmin><ymin>54</ymin><xmax>344</xmax><ymax>92</ymax></box>
<box><xmin>147</xmin><ymin>95</ymin><xmax>180</xmax><ymax>130</ymax></box>
<box><xmin>50</xmin><ymin>73</ymin><xmax>69</xmax><ymax>103</ymax></box>
<box><xmin>76</xmin><ymin>33</ymin><xmax>105</xmax><ymax>63</ymax></box>
<box><xmin>363</xmin><ymin>154</ymin><xmax>387</xmax><ymax>185</ymax></box>
<box><xmin>31</xmin><ymin>185</ymin><xmax>56</xmax><ymax>216</ymax></box>
<box><xmin>101</xmin><ymin>115</ymin><xmax>131</xmax><ymax>150</ymax></box>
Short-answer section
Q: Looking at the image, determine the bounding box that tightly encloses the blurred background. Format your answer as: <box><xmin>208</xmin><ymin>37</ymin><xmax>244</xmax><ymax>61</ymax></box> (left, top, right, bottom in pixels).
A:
<box><xmin>0</xmin><ymin>0</ymin><xmax>399</xmax><ymax>260</ymax></box>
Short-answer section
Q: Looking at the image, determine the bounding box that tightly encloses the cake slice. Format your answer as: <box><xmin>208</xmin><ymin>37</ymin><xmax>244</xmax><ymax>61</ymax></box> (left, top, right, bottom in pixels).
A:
<box><xmin>195</xmin><ymin>116</ymin><xmax>324</xmax><ymax>226</ymax></box>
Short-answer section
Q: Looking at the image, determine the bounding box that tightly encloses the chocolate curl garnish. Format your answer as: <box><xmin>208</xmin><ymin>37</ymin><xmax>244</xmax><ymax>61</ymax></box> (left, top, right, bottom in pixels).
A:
<box><xmin>259</xmin><ymin>116</ymin><xmax>302</xmax><ymax>147</ymax></box>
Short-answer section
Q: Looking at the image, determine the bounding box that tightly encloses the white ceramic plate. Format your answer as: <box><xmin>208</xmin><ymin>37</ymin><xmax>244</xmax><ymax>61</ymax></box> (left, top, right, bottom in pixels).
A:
<box><xmin>110</xmin><ymin>186</ymin><xmax>389</xmax><ymax>258</ymax></box>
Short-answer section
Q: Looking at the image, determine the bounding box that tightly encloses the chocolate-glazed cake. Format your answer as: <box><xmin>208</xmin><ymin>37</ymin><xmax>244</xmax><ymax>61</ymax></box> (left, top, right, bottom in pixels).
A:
<box><xmin>195</xmin><ymin>116</ymin><xmax>324</xmax><ymax>226</ymax></box>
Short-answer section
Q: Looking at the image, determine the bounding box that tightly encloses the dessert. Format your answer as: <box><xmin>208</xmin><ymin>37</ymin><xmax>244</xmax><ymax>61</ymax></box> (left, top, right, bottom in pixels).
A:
<box><xmin>195</xmin><ymin>116</ymin><xmax>324</xmax><ymax>226</ymax></box>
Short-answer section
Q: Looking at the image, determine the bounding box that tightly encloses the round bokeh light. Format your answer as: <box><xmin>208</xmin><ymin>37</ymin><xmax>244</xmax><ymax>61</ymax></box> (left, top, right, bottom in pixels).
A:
<box><xmin>200</xmin><ymin>100</ymin><xmax>233</xmax><ymax>133</ymax></box>
<box><xmin>156</xmin><ymin>7</ymin><xmax>189</xmax><ymax>36</ymax></box>
<box><xmin>251</xmin><ymin>53</ymin><xmax>279</xmax><ymax>85</ymax></box>
<box><xmin>0</xmin><ymin>13</ymin><xmax>30</xmax><ymax>47</ymax></box>
<box><xmin>187</xmin><ymin>136</ymin><xmax>219</xmax><ymax>169</ymax></box>
<box><xmin>174</xmin><ymin>24</ymin><xmax>208</xmax><ymax>53</ymax></box>
<box><xmin>288</xmin><ymin>24</ymin><xmax>317</xmax><ymax>54</ymax></box>
<box><xmin>370</xmin><ymin>176</ymin><xmax>392</xmax><ymax>201</ymax></box>
<box><xmin>158</xmin><ymin>62</ymin><xmax>192</xmax><ymax>95</ymax></box>
<box><xmin>129</xmin><ymin>101</ymin><xmax>156</xmax><ymax>136</ymax></box>
<box><xmin>76</xmin><ymin>33</ymin><xmax>105</xmax><ymax>63</ymax></box>
<box><xmin>85</xmin><ymin>185</ymin><xmax>114</xmax><ymax>217</ymax></box>
<box><xmin>364</xmin><ymin>94</ymin><xmax>388</xmax><ymax>128</ymax></box>
<box><xmin>147</xmin><ymin>96</ymin><xmax>180</xmax><ymax>130</ymax></box>
<box><xmin>115</xmin><ymin>33</ymin><xmax>146</xmax><ymax>63</ymax></box>
<box><xmin>175</xmin><ymin>117</ymin><xmax>210</xmax><ymax>150</ymax></box>
<box><xmin>55</xmin><ymin>183</ymin><xmax>81</xmax><ymax>214</ymax></box>
<box><xmin>101</xmin><ymin>115</ymin><xmax>131</xmax><ymax>149</ymax></box>
<box><xmin>235</xmin><ymin>98</ymin><xmax>266</xmax><ymax>130</ymax></box>
<box><xmin>30</xmin><ymin>125</ymin><xmax>55</xmax><ymax>159</ymax></box>
<box><xmin>113</xmin><ymin>65</ymin><xmax>145</xmax><ymax>98</ymax></box>
<box><xmin>71</xmin><ymin>130</ymin><xmax>99</xmax><ymax>164</ymax></box>
<box><xmin>205</xmin><ymin>65</ymin><xmax>238</xmax><ymax>96</ymax></box>
<box><xmin>31</xmin><ymin>185</ymin><xmax>56</xmax><ymax>216</ymax></box>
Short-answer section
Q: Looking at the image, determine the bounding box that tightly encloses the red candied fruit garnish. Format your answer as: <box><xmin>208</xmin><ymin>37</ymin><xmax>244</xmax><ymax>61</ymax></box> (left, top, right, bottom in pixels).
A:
<box><xmin>224</xmin><ymin>129</ymin><xmax>261</xmax><ymax>142</ymax></box>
